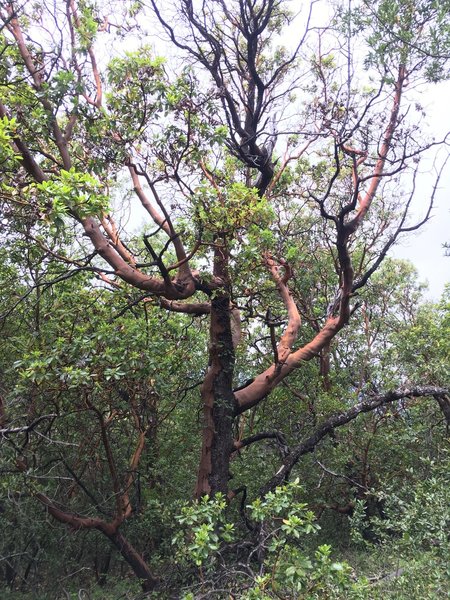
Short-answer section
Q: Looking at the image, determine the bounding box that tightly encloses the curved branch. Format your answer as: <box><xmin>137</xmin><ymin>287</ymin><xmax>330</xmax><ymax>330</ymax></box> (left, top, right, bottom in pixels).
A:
<box><xmin>36</xmin><ymin>493</ymin><xmax>107</xmax><ymax>531</ymax></box>
<box><xmin>264</xmin><ymin>254</ymin><xmax>301</xmax><ymax>376</ymax></box>
<box><xmin>235</xmin><ymin>316</ymin><xmax>342</xmax><ymax>413</ymax></box>
<box><xmin>35</xmin><ymin>493</ymin><xmax>159</xmax><ymax>590</ymax></box>
<box><xmin>345</xmin><ymin>64</ymin><xmax>406</xmax><ymax>234</ymax></box>
<box><xmin>154</xmin><ymin>297</ymin><xmax>211</xmax><ymax>315</ymax></box>
<box><xmin>236</xmin><ymin>64</ymin><xmax>409</xmax><ymax>414</ymax></box>
<box><xmin>233</xmin><ymin>430</ymin><xmax>289</xmax><ymax>455</ymax></box>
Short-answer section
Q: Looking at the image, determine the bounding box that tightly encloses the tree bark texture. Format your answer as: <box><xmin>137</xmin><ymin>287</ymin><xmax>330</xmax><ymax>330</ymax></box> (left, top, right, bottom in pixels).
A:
<box><xmin>195</xmin><ymin>295</ymin><xmax>236</xmax><ymax>497</ymax></box>
<box><xmin>106</xmin><ymin>530</ymin><xmax>158</xmax><ymax>592</ymax></box>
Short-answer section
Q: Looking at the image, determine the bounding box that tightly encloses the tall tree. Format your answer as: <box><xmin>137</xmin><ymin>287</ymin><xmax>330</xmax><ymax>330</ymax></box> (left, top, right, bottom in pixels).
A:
<box><xmin>1</xmin><ymin>0</ymin><xmax>449</xmax><ymax>592</ymax></box>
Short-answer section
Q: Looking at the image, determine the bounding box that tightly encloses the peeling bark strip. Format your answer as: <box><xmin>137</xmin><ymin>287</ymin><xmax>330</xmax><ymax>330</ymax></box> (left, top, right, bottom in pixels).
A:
<box><xmin>195</xmin><ymin>295</ymin><xmax>237</xmax><ymax>497</ymax></box>
<box><xmin>260</xmin><ymin>386</ymin><xmax>449</xmax><ymax>495</ymax></box>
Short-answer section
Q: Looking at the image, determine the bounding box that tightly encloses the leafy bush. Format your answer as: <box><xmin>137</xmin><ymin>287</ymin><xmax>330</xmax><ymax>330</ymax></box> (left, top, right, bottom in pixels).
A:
<box><xmin>174</xmin><ymin>481</ymin><xmax>368</xmax><ymax>599</ymax></box>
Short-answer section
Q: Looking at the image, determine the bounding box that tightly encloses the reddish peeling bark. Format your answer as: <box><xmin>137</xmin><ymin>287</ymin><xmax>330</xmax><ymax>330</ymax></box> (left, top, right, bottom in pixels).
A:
<box><xmin>34</xmin><ymin>406</ymin><xmax>158</xmax><ymax>590</ymax></box>
<box><xmin>234</xmin><ymin>67</ymin><xmax>407</xmax><ymax>415</ymax></box>
<box><xmin>346</xmin><ymin>65</ymin><xmax>406</xmax><ymax>235</ymax></box>
<box><xmin>4</xmin><ymin>3</ymin><xmax>409</xmax><ymax>437</ymax></box>
<box><xmin>81</xmin><ymin>216</ymin><xmax>196</xmax><ymax>298</ymax></box>
<box><xmin>235</xmin><ymin>316</ymin><xmax>342</xmax><ymax>413</ymax></box>
<box><xmin>105</xmin><ymin>531</ymin><xmax>158</xmax><ymax>592</ymax></box>
<box><xmin>3</xmin><ymin>9</ymin><xmax>199</xmax><ymax>302</ymax></box>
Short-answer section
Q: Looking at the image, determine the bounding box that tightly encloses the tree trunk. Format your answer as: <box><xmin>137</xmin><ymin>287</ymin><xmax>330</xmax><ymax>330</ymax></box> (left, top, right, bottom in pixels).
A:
<box><xmin>195</xmin><ymin>295</ymin><xmax>236</xmax><ymax>497</ymax></box>
<box><xmin>105</xmin><ymin>530</ymin><xmax>158</xmax><ymax>592</ymax></box>
<box><xmin>435</xmin><ymin>394</ymin><xmax>450</xmax><ymax>429</ymax></box>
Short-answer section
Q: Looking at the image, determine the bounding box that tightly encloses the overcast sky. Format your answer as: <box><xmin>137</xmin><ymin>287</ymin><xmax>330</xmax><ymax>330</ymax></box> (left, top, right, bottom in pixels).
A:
<box><xmin>391</xmin><ymin>80</ymin><xmax>450</xmax><ymax>301</ymax></box>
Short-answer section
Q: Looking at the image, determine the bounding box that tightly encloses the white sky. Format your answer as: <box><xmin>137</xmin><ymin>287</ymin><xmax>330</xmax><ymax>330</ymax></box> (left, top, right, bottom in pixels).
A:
<box><xmin>391</xmin><ymin>80</ymin><xmax>450</xmax><ymax>301</ymax></box>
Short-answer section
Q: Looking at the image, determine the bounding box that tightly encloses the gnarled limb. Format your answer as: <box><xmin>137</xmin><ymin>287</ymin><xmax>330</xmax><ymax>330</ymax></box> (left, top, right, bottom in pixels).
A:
<box><xmin>34</xmin><ymin>405</ymin><xmax>158</xmax><ymax>591</ymax></box>
<box><xmin>36</xmin><ymin>493</ymin><xmax>159</xmax><ymax>591</ymax></box>
<box><xmin>235</xmin><ymin>63</ymin><xmax>409</xmax><ymax>415</ymax></box>
<box><xmin>260</xmin><ymin>385</ymin><xmax>449</xmax><ymax>495</ymax></box>
<box><xmin>1</xmin><ymin>5</ymin><xmax>199</xmax><ymax>303</ymax></box>
<box><xmin>233</xmin><ymin>430</ymin><xmax>289</xmax><ymax>456</ymax></box>
<box><xmin>235</xmin><ymin>316</ymin><xmax>342</xmax><ymax>413</ymax></box>
<box><xmin>264</xmin><ymin>254</ymin><xmax>301</xmax><ymax>376</ymax></box>
<box><xmin>435</xmin><ymin>394</ymin><xmax>450</xmax><ymax>428</ymax></box>
<box><xmin>0</xmin><ymin>414</ymin><xmax>57</xmax><ymax>436</ymax></box>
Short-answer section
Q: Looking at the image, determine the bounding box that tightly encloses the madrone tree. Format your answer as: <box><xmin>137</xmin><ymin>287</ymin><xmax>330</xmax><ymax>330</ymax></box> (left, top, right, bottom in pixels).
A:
<box><xmin>1</xmin><ymin>0</ymin><xmax>449</xmax><ymax>592</ymax></box>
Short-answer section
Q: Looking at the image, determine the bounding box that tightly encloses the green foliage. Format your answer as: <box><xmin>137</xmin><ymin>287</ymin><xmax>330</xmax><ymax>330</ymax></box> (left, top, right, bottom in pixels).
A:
<box><xmin>343</xmin><ymin>0</ymin><xmax>450</xmax><ymax>80</ymax></box>
<box><xmin>0</xmin><ymin>0</ymin><xmax>449</xmax><ymax>598</ymax></box>
<box><xmin>194</xmin><ymin>182</ymin><xmax>273</xmax><ymax>236</ymax></box>
<box><xmin>393</xmin><ymin>288</ymin><xmax>450</xmax><ymax>384</ymax></box>
<box><xmin>173</xmin><ymin>493</ymin><xmax>234</xmax><ymax>567</ymax></box>
<box><xmin>0</xmin><ymin>116</ymin><xmax>21</xmax><ymax>168</ymax></box>
<box><xmin>106</xmin><ymin>48</ymin><xmax>166</xmax><ymax>141</ymax></box>
<box><xmin>172</xmin><ymin>481</ymin><xmax>369</xmax><ymax>598</ymax></box>
<box><xmin>347</xmin><ymin>452</ymin><xmax>450</xmax><ymax>599</ymax></box>
<box><xmin>35</xmin><ymin>168</ymin><xmax>109</xmax><ymax>224</ymax></box>
<box><xmin>73</xmin><ymin>0</ymin><xmax>99</xmax><ymax>51</ymax></box>
<box><xmin>243</xmin><ymin>481</ymin><xmax>365</xmax><ymax>598</ymax></box>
